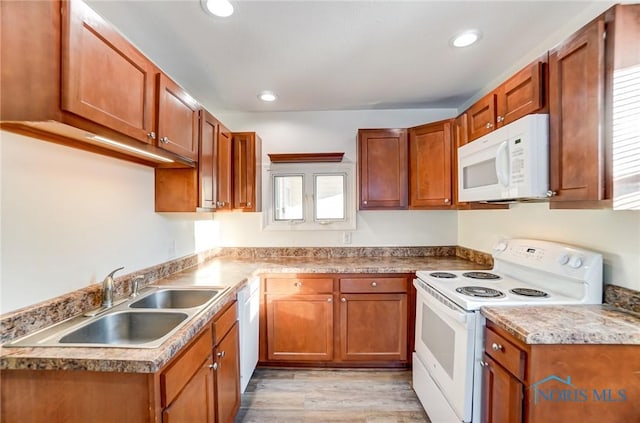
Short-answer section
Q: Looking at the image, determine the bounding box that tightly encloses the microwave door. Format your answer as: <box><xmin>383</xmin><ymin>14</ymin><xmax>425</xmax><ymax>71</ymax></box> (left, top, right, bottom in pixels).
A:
<box><xmin>495</xmin><ymin>140</ymin><xmax>510</xmax><ymax>187</ymax></box>
<box><xmin>458</xmin><ymin>141</ymin><xmax>501</xmax><ymax>202</ymax></box>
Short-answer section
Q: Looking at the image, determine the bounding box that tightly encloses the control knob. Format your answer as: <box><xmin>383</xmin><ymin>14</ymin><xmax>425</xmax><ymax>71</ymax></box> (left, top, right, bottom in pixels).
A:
<box><xmin>557</xmin><ymin>254</ymin><xmax>570</xmax><ymax>265</ymax></box>
<box><xmin>493</xmin><ymin>241</ymin><xmax>508</xmax><ymax>253</ymax></box>
<box><xmin>568</xmin><ymin>255</ymin><xmax>583</xmax><ymax>269</ymax></box>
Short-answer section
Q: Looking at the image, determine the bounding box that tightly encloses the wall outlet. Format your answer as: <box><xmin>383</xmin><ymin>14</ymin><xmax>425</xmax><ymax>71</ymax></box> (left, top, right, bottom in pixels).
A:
<box><xmin>342</xmin><ymin>232</ymin><xmax>352</xmax><ymax>244</ymax></box>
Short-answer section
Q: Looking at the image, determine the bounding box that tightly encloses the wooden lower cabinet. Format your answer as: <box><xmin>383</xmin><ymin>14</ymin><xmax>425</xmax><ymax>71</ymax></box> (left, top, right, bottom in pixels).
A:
<box><xmin>483</xmin><ymin>321</ymin><xmax>640</xmax><ymax>423</ymax></box>
<box><xmin>260</xmin><ymin>274</ymin><xmax>412</xmax><ymax>367</ymax></box>
<box><xmin>0</xmin><ymin>301</ymin><xmax>241</xmax><ymax>423</ymax></box>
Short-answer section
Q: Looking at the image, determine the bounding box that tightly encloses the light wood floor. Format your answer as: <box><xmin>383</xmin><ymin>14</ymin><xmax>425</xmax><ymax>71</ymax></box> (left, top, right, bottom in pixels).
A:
<box><xmin>235</xmin><ymin>368</ymin><xmax>431</xmax><ymax>423</ymax></box>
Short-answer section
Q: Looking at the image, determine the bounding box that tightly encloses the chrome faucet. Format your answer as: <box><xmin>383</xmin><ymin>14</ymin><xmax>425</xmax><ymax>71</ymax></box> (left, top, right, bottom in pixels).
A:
<box><xmin>102</xmin><ymin>267</ymin><xmax>124</xmax><ymax>308</ymax></box>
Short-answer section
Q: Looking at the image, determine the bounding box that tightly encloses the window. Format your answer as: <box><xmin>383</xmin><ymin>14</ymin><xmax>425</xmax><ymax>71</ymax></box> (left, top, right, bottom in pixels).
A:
<box><xmin>264</xmin><ymin>162</ymin><xmax>356</xmax><ymax>230</ymax></box>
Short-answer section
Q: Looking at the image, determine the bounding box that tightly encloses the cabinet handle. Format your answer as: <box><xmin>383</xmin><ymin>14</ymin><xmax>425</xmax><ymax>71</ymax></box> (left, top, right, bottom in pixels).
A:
<box><xmin>327</xmin><ymin>298</ymin><xmax>332</xmax><ymax>303</ymax></box>
<box><xmin>546</xmin><ymin>190</ymin><xmax>557</xmax><ymax>198</ymax></box>
<box><xmin>497</xmin><ymin>116</ymin><xmax>504</xmax><ymax>123</ymax></box>
<box><xmin>341</xmin><ymin>298</ymin><xmax>346</xmax><ymax>303</ymax></box>
<box><xmin>492</xmin><ymin>343</ymin><xmax>503</xmax><ymax>351</ymax></box>
<box><xmin>485</xmin><ymin>122</ymin><xmax>493</xmax><ymax>129</ymax></box>
<box><xmin>209</xmin><ymin>362</ymin><xmax>218</xmax><ymax>370</ymax></box>
<box><xmin>160</xmin><ymin>136</ymin><xmax>170</xmax><ymax>144</ymax></box>
<box><xmin>294</xmin><ymin>281</ymin><xmax>302</xmax><ymax>287</ymax></box>
<box><xmin>147</xmin><ymin>131</ymin><xmax>156</xmax><ymax>140</ymax></box>
<box><xmin>371</xmin><ymin>281</ymin><xmax>377</xmax><ymax>287</ymax></box>
<box><xmin>217</xmin><ymin>351</ymin><xmax>226</xmax><ymax>358</ymax></box>
<box><xmin>480</xmin><ymin>361</ymin><xmax>489</xmax><ymax>367</ymax></box>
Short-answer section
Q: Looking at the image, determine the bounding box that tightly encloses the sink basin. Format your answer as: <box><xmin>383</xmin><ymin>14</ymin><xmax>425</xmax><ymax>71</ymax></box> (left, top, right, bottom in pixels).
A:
<box><xmin>129</xmin><ymin>289</ymin><xmax>221</xmax><ymax>309</ymax></box>
<box><xmin>58</xmin><ymin>311</ymin><xmax>188</xmax><ymax>345</ymax></box>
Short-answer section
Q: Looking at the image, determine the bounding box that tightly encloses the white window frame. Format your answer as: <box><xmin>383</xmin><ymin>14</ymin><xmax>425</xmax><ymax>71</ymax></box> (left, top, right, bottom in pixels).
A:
<box><xmin>263</xmin><ymin>162</ymin><xmax>356</xmax><ymax>231</ymax></box>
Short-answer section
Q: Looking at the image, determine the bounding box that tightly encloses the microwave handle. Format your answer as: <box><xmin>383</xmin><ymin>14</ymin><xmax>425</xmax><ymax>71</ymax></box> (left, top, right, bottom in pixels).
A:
<box><xmin>495</xmin><ymin>140</ymin><xmax>510</xmax><ymax>187</ymax></box>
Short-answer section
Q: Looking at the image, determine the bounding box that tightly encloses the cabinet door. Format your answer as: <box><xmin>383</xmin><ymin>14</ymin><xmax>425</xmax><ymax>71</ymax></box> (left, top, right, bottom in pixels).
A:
<box><xmin>339</xmin><ymin>293</ymin><xmax>407</xmax><ymax>362</ymax></box>
<box><xmin>482</xmin><ymin>353</ymin><xmax>523</xmax><ymax>423</ymax></box>
<box><xmin>358</xmin><ymin>129</ymin><xmax>408</xmax><ymax>209</ymax></box>
<box><xmin>216</xmin><ymin>123</ymin><xmax>233</xmax><ymax>211</ymax></box>
<box><xmin>549</xmin><ymin>17</ymin><xmax>605</xmax><ymax>203</ymax></box>
<box><xmin>163</xmin><ymin>357</ymin><xmax>215</xmax><ymax>423</ymax></box>
<box><xmin>61</xmin><ymin>0</ymin><xmax>156</xmax><ymax>144</ymax></box>
<box><xmin>199</xmin><ymin>110</ymin><xmax>218</xmax><ymax>210</ymax></box>
<box><xmin>266</xmin><ymin>294</ymin><xmax>334</xmax><ymax>361</ymax></box>
<box><xmin>157</xmin><ymin>73</ymin><xmax>200</xmax><ymax>161</ymax></box>
<box><xmin>467</xmin><ymin>93</ymin><xmax>497</xmax><ymax>141</ymax></box>
<box><xmin>496</xmin><ymin>60</ymin><xmax>544</xmax><ymax>127</ymax></box>
<box><xmin>233</xmin><ymin>133</ymin><xmax>261</xmax><ymax>211</ymax></box>
<box><xmin>214</xmin><ymin>322</ymin><xmax>240</xmax><ymax>423</ymax></box>
<box><xmin>409</xmin><ymin>120</ymin><xmax>453</xmax><ymax>209</ymax></box>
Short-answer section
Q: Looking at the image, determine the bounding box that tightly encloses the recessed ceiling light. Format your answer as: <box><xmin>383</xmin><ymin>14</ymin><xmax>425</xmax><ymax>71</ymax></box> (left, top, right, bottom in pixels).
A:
<box><xmin>258</xmin><ymin>91</ymin><xmax>277</xmax><ymax>102</ymax></box>
<box><xmin>451</xmin><ymin>30</ymin><xmax>482</xmax><ymax>48</ymax></box>
<box><xmin>201</xmin><ymin>0</ymin><xmax>234</xmax><ymax>18</ymax></box>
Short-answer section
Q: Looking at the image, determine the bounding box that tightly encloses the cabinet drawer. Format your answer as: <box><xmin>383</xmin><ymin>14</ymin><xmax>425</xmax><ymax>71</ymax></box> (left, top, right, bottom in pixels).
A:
<box><xmin>485</xmin><ymin>327</ymin><xmax>526</xmax><ymax>380</ymax></box>
<box><xmin>161</xmin><ymin>326</ymin><xmax>213</xmax><ymax>407</ymax></box>
<box><xmin>214</xmin><ymin>301</ymin><xmax>237</xmax><ymax>345</ymax></box>
<box><xmin>340</xmin><ymin>277</ymin><xmax>407</xmax><ymax>293</ymax></box>
<box><xmin>265</xmin><ymin>278</ymin><xmax>333</xmax><ymax>294</ymax></box>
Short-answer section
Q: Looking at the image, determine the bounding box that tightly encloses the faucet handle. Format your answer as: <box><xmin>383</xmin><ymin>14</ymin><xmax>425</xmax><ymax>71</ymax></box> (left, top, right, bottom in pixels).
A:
<box><xmin>107</xmin><ymin>267</ymin><xmax>125</xmax><ymax>280</ymax></box>
<box><xmin>131</xmin><ymin>275</ymin><xmax>144</xmax><ymax>297</ymax></box>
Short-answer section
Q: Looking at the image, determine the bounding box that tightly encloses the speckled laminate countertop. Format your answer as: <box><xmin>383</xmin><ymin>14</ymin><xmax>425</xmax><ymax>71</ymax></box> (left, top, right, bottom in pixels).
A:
<box><xmin>481</xmin><ymin>305</ymin><xmax>640</xmax><ymax>345</ymax></box>
<box><xmin>1</xmin><ymin>255</ymin><xmax>483</xmax><ymax>373</ymax></box>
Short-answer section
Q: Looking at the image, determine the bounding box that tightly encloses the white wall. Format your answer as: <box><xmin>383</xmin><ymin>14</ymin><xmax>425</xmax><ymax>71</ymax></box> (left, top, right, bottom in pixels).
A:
<box><xmin>0</xmin><ymin>131</ymin><xmax>205</xmax><ymax>313</ymax></box>
<box><xmin>211</xmin><ymin>108</ymin><xmax>459</xmax><ymax>247</ymax></box>
<box><xmin>457</xmin><ymin>203</ymin><xmax>640</xmax><ymax>290</ymax></box>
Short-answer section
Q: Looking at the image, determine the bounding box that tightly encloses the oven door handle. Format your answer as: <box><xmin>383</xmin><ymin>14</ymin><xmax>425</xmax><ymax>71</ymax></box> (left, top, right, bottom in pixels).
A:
<box><xmin>421</xmin><ymin>290</ymin><xmax>469</xmax><ymax>324</ymax></box>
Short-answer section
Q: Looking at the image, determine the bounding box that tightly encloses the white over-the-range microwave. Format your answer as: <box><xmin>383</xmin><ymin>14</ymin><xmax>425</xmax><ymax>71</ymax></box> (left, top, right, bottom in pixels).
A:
<box><xmin>458</xmin><ymin>114</ymin><xmax>549</xmax><ymax>202</ymax></box>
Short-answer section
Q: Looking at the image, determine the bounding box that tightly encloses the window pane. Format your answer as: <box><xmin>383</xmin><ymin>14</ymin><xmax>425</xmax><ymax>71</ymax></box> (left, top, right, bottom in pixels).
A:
<box><xmin>315</xmin><ymin>174</ymin><xmax>345</xmax><ymax>220</ymax></box>
<box><xmin>274</xmin><ymin>175</ymin><xmax>304</xmax><ymax>221</ymax></box>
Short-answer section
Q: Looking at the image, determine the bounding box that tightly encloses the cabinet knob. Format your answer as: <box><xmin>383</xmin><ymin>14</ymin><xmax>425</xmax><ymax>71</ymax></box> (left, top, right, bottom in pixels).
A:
<box><xmin>294</xmin><ymin>281</ymin><xmax>302</xmax><ymax>287</ymax></box>
<box><xmin>209</xmin><ymin>362</ymin><xmax>218</xmax><ymax>370</ymax></box>
<box><xmin>147</xmin><ymin>131</ymin><xmax>156</xmax><ymax>140</ymax></box>
<box><xmin>217</xmin><ymin>351</ymin><xmax>226</xmax><ymax>358</ymax></box>
<box><xmin>497</xmin><ymin>116</ymin><xmax>504</xmax><ymax>123</ymax></box>
<box><xmin>444</xmin><ymin>198</ymin><xmax>450</xmax><ymax>203</ymax></box>
<box><xmin>160</xmin><ymin>136</ymin><xmax>170</xmax><ymax>144</ymax></box>
<box><xmin>480</xmin><ymin>361</ymin><xmax>489</xmax><ymax>367</ymax></box>
<box><xmin>363</xmin><ymin>200</ymin><xmax>368</xmax><ymax>205</ymax></box>
<box><xmin>247</xmin><ymin>202</ymin><xmax>252</xmax><ymax>207</ymax></box>
<box><xmin>341</xmin><ymin>298</ymin><xmax>346</xmax><ymax>303</ymax></box>
<box><xmin>371</xmin><ymin>281</ymin><xmax>377</xmax><ymax>287</ymax></box>
<box><xmin>485</xmin><ymin>122</ymin><xmax>493</xmax><ymax>129</ymax></box>
<box><xmin>546</xmin><ymin>190</ymin><xmax>557</xmax><ymax>197</ymax></box>
<box><xmin>327</xmin><ymin>298</ymin><xmax>332</xmax><ymax>303</ymax></box>
<box><xmin>491</xmin><ymin>343</ymin><xmax>503</xmax><ymax>351</ymax></box>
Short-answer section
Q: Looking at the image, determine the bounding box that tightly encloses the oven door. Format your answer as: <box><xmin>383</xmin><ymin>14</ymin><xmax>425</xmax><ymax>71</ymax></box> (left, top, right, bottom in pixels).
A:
<box><xmin>414</xmin><ymin>279</ymin><xmax>477</xmax><ymax>422</ymax></box>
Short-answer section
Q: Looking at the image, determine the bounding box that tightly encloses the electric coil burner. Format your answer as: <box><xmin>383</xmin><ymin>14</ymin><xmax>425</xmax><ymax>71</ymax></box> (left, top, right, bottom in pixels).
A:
<box><xmin>429</xmin><ymin>272</ymin><xmax>457</xmax><ymax>279</ymax></box>
<box><xmin>462</xmin><ymin>271</ymin><xmax>501</xmax><ymax>280</ymax></box>
<box><xmin>413</xmin><ymin>239</ymin><xmax>604</xmax><ymax>423</ymax></box>
<box><xmin>456</xmin><ymin>286</ymin><xmax>505</xmax><ymax>298</ymax></box>
<box><xmin>510</xmin><ymin>287</ymin><xmax>549</xmax><ymax>297</ymax></box>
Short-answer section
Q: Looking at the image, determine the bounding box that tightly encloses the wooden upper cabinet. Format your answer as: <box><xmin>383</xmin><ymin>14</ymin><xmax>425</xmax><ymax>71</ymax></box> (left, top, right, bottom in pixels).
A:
<box><xmin>216</xmin><ymin>124</ymin><xmax>234</xmax><ymax>211</ymax></box>
<box><xmin>358</xmin><ymin>129</ymin><xmax>408</xmax><ymax>210</ymax></box>
<box><xmin>62</xmin><ymin>0</ymin><xmax>156</xmax><ymax>144</ymax></box>
<box><xmin>408</xmin><ymin>120</ymin><xmax>454</xmax><ymax>209</ymax></box>
<box><xmin>465</xmin><ymin>56</ymin><xmax>547</xmax><ymax>143</ymax></box>
<box><xmin>496</xmin><ymin>60</ymin><xmax>545</xmax><ymax>127</ymax></box>
<box><xmin>549</xmin><ymin>16</ymin><xmax>606</xmax><ymax>204</ymax></box>
<box><xmin>157</xmin><ymin>73</ymin><xmax>200</xmax><ymax>162</ymax></box>
<box><xmin>232</xmin><ymin>132</ymin><xmax>262</xmax><ymax>212</ymax></box>
<box><xmin>467</xmin><ymin>92</ymin><xmax>497</xmax><ymax>141</ymax></box>
<box><xmin>199</xmin><ymin>110</ymin><xmax>219</xmax><ymax>210</ymax></box>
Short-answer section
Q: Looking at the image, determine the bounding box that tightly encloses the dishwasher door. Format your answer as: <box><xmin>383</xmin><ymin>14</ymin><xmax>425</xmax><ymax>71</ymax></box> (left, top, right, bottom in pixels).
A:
<box><xmin>238</xmin><ymin>277</ymin><xmax>260</xmax><ymax>393</ymax></box>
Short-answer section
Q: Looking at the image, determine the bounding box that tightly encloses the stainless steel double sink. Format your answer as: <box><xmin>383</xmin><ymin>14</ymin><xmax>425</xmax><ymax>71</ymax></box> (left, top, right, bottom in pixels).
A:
<box><xmin>6</xmin><ymin>287</ymin><xmax>230</xmax><ymax>349</ymax></box>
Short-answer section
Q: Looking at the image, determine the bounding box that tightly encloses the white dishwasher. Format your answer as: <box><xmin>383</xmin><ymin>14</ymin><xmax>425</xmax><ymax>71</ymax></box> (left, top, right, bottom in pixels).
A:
<box><xmin>238</xmin><ymin>277</ymin><xmax>260</xmax><ymax>393</ymax></box>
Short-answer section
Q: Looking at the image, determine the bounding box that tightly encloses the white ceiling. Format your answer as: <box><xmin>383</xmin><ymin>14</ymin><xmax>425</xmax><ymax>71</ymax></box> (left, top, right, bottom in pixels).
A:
<box><xmin>86</xmin><ymin>0</ymin><xmax>609</xmax><ymax>113</ymax></box>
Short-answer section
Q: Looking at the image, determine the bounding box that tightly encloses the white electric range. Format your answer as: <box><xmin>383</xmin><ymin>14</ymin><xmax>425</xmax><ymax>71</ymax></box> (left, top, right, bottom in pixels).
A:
<box><xmin>412</xmin><ymin>239</ymin><xmax>603</xmax><ymax>423</ymax></box>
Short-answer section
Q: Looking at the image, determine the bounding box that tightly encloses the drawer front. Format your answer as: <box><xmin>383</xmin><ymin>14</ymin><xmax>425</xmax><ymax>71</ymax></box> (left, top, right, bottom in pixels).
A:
<box><xmin>161</xmin><ymin>326</ymin><xmax>213</xmax><ymax>407</ymax></box>
<box><xmin>265</xmin><ymin>277</ymin><xmax>333</xmax><ymax>294</ymax></box>
<box><xmin>214</xmin><ymin>301</ymin><xmax>238</xmax><ymax>345</ymax></box>
<box><xmin>340</xmin><ymin>277</ymin><xmax>407</xmax><ymax>293</ymax></box>
<box><xmin>485</xmin><ymin>327</ymin><xmax>526</xmax><ymax>380</ymax></box>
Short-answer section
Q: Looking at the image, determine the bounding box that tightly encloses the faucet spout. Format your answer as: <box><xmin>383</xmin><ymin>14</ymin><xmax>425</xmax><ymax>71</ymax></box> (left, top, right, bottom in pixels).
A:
<box><xmin>102</xmin><ymin>267</ymin><xmax>124</xmax><ymax>308</ymax></box>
